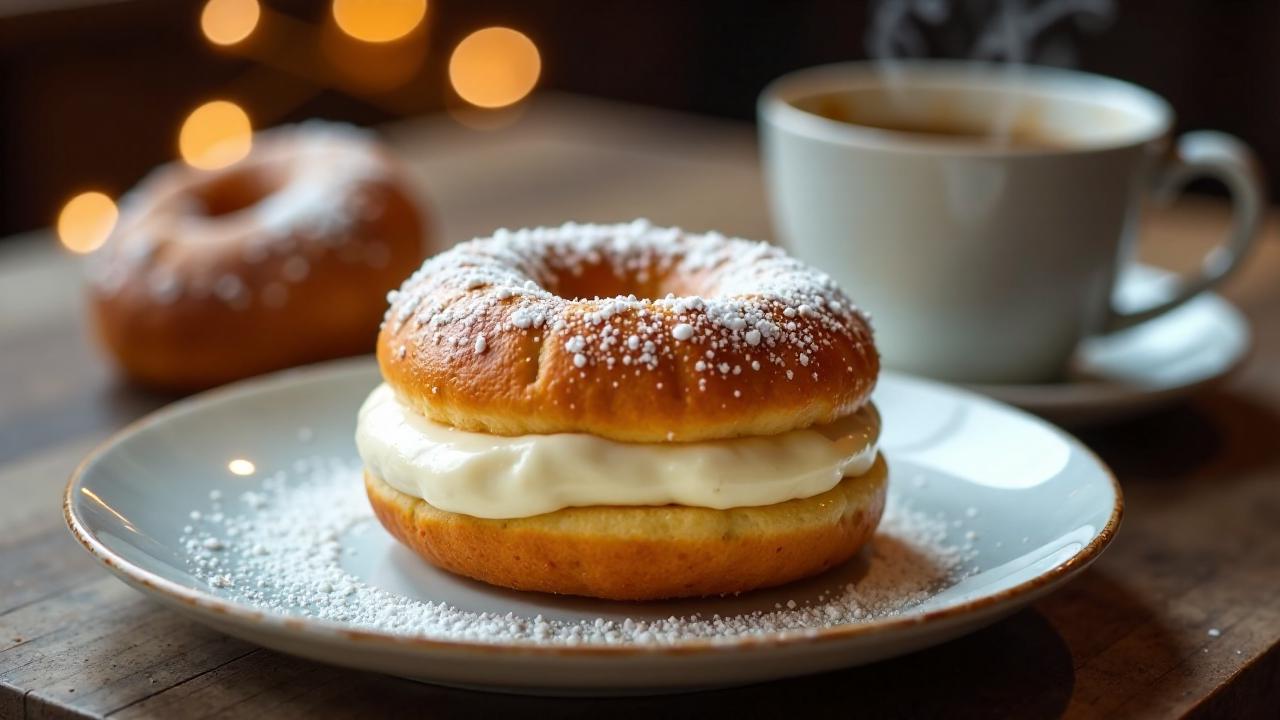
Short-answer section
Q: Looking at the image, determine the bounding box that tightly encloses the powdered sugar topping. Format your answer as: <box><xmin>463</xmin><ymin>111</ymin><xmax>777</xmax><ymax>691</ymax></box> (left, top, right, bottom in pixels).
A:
<box><xmin>381</xmin><ymin>220</ymin><xmax>875</xmax><ymax>412</ymax></box>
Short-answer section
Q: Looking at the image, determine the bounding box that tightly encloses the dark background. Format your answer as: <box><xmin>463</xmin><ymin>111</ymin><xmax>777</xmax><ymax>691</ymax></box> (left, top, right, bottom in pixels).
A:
<box><xmin>2</xmin><ymin>0</ymin><xmax>1278</xmax><ymax>237</ymax></box>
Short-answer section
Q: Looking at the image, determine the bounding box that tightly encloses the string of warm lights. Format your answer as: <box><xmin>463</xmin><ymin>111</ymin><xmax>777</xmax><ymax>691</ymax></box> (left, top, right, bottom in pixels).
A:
<box><xmin>58</xmin><ymin>0</ymin><xmax>541</xmax><ymax>254</ymax></box>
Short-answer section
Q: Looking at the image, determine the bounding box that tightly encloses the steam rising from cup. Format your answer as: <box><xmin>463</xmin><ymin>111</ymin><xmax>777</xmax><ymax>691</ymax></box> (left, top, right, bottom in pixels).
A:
<box><xmin>867</xmin><ymin>0</ymin><xmax>1114</xmax><ymax>63</ymax></box>
<box><xmin>864</xmin><ymin>0</ymin><xmax>1116</xmax><ymax>142</ymax></box>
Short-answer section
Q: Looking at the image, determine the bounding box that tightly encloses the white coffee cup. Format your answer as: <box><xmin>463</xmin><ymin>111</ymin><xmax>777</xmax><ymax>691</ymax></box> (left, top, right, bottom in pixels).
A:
<box><xmin>759</xmin><ymin>61</ymin><xmax>1265</xmax><ymax>384</ymax></box>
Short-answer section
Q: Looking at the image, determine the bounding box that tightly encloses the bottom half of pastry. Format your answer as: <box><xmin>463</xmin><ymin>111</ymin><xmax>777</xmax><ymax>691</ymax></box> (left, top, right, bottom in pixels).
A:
<box><xmin>364</xmin><ymin>456</ymin><xmax>888</xmax><ymax>601</ymax></box>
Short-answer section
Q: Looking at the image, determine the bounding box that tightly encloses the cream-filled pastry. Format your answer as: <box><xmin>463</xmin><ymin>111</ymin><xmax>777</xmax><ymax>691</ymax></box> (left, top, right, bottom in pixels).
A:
<box><xmin>358</xmin><ymin>220</ymin><xmax>885</xmax><ymax>600</ymax></box>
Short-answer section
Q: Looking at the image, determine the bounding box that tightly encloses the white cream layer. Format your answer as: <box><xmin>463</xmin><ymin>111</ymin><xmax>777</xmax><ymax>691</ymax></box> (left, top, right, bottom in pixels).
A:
<box><xmin>355</xmin><ymin>383</ymin><xmax>880</xmax><ymax>519</ymax></box>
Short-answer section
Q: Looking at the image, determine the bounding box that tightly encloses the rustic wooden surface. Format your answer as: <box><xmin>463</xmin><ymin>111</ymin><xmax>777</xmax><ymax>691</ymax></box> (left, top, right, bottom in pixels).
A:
<box><xmin>2</xmin><ymin>94</ymin><xmax>1279</xmax><ymax>719</ymax></box>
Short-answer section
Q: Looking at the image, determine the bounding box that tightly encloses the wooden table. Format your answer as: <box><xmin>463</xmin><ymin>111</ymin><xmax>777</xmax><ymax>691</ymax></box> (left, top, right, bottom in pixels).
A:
<box><xmin>2</xmin><ymin>95</ymin><xmax>1279</xmax><ymax>719</ymax></box>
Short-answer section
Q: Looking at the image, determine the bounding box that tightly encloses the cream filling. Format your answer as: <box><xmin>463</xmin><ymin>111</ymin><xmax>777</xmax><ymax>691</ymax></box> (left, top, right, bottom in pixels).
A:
<box><xmin>355</xmin><ymin>383</ymin><xmax>880</xmax><ymax>520</ymax></box>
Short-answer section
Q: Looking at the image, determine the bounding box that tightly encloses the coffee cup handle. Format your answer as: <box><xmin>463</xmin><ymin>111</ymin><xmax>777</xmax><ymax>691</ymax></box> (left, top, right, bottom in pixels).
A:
<box><xmin>1105</xmin><ymin>130</ymin><xmax>1266</xmax><ymax>333</ymax></box>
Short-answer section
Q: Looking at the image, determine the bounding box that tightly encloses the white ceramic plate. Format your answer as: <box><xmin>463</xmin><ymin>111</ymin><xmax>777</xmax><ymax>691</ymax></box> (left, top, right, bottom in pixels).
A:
<box><xmin>66</xmin><ymin>358</ymin><xmax>1121</xmax><ymax>694</ymax></box>
<box><xmin>970</xmin><ymin>264</ymin><xmax>1252</xmax><ymax>426</ymax></box>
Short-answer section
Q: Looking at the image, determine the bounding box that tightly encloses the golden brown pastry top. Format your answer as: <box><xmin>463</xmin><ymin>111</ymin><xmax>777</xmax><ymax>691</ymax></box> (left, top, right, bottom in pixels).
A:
<box><xmin>378</xmin><ymin>220</ymin><xmax>878</xmax><ymax>442</ymax></box>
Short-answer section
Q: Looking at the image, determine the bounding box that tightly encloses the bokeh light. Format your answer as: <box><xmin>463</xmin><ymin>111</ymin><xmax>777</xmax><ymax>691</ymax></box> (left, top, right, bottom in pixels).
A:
<box><xmin>201</xmin><ymin>0</ymin><xmax>260</xmax><ymax>46</ymax></box>
<box><xmin>179</xmin><ymin>100</ymin><xmax>253</xmax><ymax>170</ymax></box>
<box><xmin>449</xmin><ymin>27</ymin><xmax>541</xmax><ymax>109</ymax></box>
<box><xmin>57</xmin><ymin>192</ymin><xmax>117</xmax><ymax>254</ymax></box>
<box><xmin>228</xmin><ymin>458</ymin><xmax>256</xmax><ymax>476</ymax></box>
<box><xmin>332</xmin><ymin>0</ymin><xmax>427</xmax><ymax>43</ymax></box>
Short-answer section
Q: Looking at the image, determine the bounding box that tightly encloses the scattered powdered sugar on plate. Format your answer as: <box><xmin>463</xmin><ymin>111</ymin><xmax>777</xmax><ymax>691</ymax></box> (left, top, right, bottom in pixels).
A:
<box><xmin>181</xmin><ymin>458</ymin><xmax>977</xmax><ymax>646</ymax></box>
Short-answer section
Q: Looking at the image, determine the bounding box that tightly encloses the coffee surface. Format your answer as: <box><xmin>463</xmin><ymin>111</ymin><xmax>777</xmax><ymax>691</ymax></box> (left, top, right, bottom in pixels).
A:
<box><xmin>799</xmin><ymin>93</ymin><xmax>1067</xmax><ymax>149</ymax></box>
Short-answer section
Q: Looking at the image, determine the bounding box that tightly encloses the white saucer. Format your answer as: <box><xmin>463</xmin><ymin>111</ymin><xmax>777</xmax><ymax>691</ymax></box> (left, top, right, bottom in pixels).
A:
<box><xmin>970</xmin><ymin>265</ymin><xmax>1252</xmax><ymax>426</ymax></box>
<box><xmin>66</xmin><ymin>358</ymin><xmax>1121</xmax><ymax>695</ymax></box>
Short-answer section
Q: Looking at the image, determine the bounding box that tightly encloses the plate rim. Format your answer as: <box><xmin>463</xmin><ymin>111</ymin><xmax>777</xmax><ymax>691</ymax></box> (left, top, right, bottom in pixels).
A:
<box><xmin>64</xmin><ymin>357</ymin><xmax>1123</xmax><ymax>659</ymax></box>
